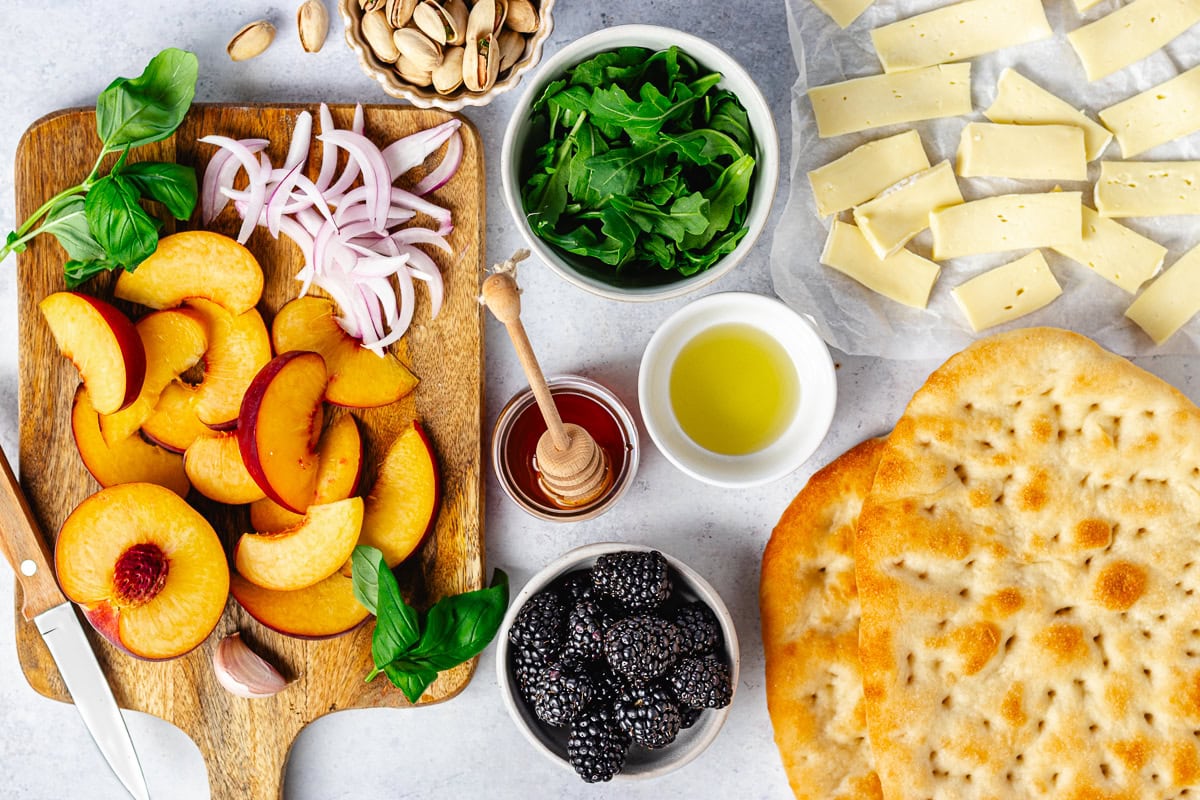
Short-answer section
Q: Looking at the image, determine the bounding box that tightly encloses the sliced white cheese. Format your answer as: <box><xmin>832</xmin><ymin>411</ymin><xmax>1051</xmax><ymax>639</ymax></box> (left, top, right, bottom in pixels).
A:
<box><xmin>952</xmin><ymin>251</ymin><xmax>1063</xmax><ymax>332</ymax></box>
<box><xmin>1126</xmin><ymin>243</ymin><xmax>1200</xmax><ymax>344</ymax></box>
<box><xmin>813</xmin><ymin>0</ymin><xmax>875</xmax><ymax>28</ymax></box>
<box><xmin>1099</xmin><ymin>64</ymin><xmax>1200</xmax><ymax>158</ymax></box>
<box><xmin>820</xmin><ymin>220</ymin><xmax>941</xmax><ymax>309</ymax></box>
<box><xmin>808</xmin><ymin>131</ymin><xmax>931</xmax><ymax>218</ymax></box>
<box><xmin>957</xmin><ymin>123</ymin><xmax>1087</xmax><ymax>181</ymax></box>
<box><xmin>808</xmin><ymin>64</ymin><xmax>973</xmax><ymax>138</ymax></box>
<box><xmin>984</xmin><ymin>69</ymin><xmax>1112</xmax><ymax>161</ymax></box>
<box><xmin>852</xmin><ymin>161</ymin><xmax>963</xmax><ymax>259</ymax></box>
<box><xmin>1051</xmin><ymin>205</ymin><xmax>1166</xmax><ymax>293</ymax></box>
<box><xmin>871</xmin><ymin>0</ymin><xmax>1051</xmax><ymax>73</ymax></box>
<box><xmin>930</xmin><ymin>192</ymin><xmax>1083</xmax><ymax>260</ymax></box>
<box><xmin>1067</xmin><ymin>0</ymin><xmax>1200</xmax><ymax>82</ymax></box>
<box><xmin>1095</xmin><ymin>161</ymin><xmax>1200</xmax><ymax>217</ymax></box>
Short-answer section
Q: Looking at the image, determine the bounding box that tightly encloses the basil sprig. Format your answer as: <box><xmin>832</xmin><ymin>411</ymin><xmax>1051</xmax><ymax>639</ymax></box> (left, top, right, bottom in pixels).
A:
<box><xmin>351</xmin><ymin>545</ymin><xmax>510</xmax><ymax>704</ymax></box>
<box><xmin>1</xmin><ymin>48</ymin><xmax>199</xmax><ymax>287</ymax></box>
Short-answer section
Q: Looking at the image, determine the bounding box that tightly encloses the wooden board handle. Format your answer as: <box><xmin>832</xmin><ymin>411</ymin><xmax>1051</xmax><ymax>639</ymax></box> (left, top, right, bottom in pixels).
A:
<box><xmin>0</xmin><ymin>445</ymin><xmax>66</xmax><ymax>620</ymax></box>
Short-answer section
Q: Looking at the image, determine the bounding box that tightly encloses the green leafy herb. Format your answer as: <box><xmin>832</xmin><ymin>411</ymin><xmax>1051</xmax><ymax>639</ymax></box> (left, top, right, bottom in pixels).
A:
<box><xmin>351</xmin><ymin>545</ymin><xmax>510</xmax><ymax>704</ymax></box>
<box><xmin>0</xmin><ymin>48</ymin><xmax>199</xmax><ymax>282</ymax></box>
<box><xmin>520</xmin><ymin>46</ymin><xmax>756</xmax><ymax>286</ymax></box>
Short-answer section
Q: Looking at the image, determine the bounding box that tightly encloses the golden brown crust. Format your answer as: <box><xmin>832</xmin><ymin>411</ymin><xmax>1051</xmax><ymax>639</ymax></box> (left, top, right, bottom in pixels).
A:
<box><xmin>856</xmin><ymin>327</ymin><xmax>1200</xmax><ymax>799</ymax></box>
<box><xmin>762</xmin><ymin>438</ymin><xmax>887</xmax><ymax>800</ymax></box>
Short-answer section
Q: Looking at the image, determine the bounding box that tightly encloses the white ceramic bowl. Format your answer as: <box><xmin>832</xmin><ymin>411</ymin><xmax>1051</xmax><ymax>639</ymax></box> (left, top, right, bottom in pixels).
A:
<box><xmin>638</xmin><ymin>292</ymin><xmax>837</xmax><ymax>488</ymax></box>
<box><xmin>500</xmin><ymin>24</ymin><xmax>780</xmax><ymax>301</ymax></box>
<box><xmin>496</xmin><ymin>542</ymin><xmax>740</xmax><ymax>781</ymax></box>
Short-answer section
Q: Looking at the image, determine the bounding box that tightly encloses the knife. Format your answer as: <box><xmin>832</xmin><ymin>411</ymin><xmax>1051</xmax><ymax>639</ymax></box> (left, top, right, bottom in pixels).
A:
<box><xmin>0</xmin><ymin>445</ymin><xmax>150</xmax><ymax>800</ymax></box>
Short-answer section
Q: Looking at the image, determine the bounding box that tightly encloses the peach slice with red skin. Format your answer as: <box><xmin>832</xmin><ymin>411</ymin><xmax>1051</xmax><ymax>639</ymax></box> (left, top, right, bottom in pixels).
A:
<box><xmin>141</xmin><ymin>381</ymin><xmax>210</xmax><ymax>454</ymax></box>
<box><xmin>272</xmin><ymin>296</ymin><xmax>419</xmax><ymax>408</ymax></box>
<box><xmin>237</xmin><ymin>351</ymin><xmax>328</xmax><ymax>514</ymax></box>
<box><xmin>185</xmin><ymin>431</ymin><xmax>266</xmax><ymax>504</ymax></box>
<box><xmin>71</xmin><ymin>386</ymin><xmax>190</xmax><ymax>497</ymax></box>
<box><xmin>55</xmin><ymin>482</ymin><xmax>230</xmax><ymax>660</ymax></box>
<box><xmin>235</xmin><ymin>497</ymin><xmax>364</xmax><ymax>591</ymax></box>
<box><xmin>39</xmin><ymin>292</ymin><xmax>146</xmax><ymax>415</ymax></box>
<box><xmin>249</xmin><ymin>414</ymin><xmax>363</xmax><ymax>532</ymax></box>
<box><xmin>230</xmin><ymin>570</ymin><xmax>369</xmax><ymax>639</ymax></box>
<box><xmin>186</xmin><ymin>298</ymin><xmax>272</xmax><ymax>429</ymax></box>
<box><xmin>355</xmin><ymin>421</ymin><xmax>440</xmax><ymax>569</ymax></box>
<box><xmin>114</xmin><ymin>230</ymin><xmax>264</xmax><ymax>315</ymax></box>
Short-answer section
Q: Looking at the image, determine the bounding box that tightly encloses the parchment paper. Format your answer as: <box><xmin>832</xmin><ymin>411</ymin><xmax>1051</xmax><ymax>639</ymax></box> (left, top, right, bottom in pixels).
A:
<box><xmin>771</xmin><ymin>0</ymin><xmax>1200</xmax><ymax>359</ymax></box>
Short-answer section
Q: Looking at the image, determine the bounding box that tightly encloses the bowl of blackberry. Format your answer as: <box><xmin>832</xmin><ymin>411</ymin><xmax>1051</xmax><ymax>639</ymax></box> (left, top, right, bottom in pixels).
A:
<box><xmin>496</xmin><ymin>543</ymin><xmax>739</xmax><ymax>782</ymax></box>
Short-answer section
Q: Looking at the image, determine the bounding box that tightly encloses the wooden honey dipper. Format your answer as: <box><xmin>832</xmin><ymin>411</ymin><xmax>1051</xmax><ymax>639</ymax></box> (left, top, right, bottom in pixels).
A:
<box><xmin>482</xmin><ymin>251</ymin><xmax>613</xmax><ymax>508</ymax></box>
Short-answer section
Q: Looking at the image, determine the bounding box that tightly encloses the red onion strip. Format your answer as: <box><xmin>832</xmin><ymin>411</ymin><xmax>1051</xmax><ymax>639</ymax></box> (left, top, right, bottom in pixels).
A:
<box><xmin>382</xmin><ymin>119</ymin><xmax>462</xmax><ymax>178</ymax></box>
<box><xmin>413</xmin><ymin>131</ymin><xmax>464</xmax><ymax>197</ymax></box>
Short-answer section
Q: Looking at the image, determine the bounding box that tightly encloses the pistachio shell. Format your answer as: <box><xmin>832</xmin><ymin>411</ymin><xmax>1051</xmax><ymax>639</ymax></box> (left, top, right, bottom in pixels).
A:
<box><xmin>297</xmin><ymin>0</ymin><xmax>329</xmax><ymax>54</ymax></box>
<box><xmin>360</xmin><ymin>0</ymin><xmax>386</xmax><ymax>12</ymax></box>
<box><xmin>386</xmin><ymin>0</ymin><xmax>418</xmax><ymax>29</ymax></box>
<box><xmin>412</xmin><ymin>0</ymin><xmax>468</xmax><ymax>46</ymax></box>
<box><xmin>463</xmin><ymin>0</ymin><xmax>502</xmax><ymax>92</ymax></box>
<box><xmin>227</xmin><ymin>20</ymin><xmax>276</xmax><ymax>62</ymax></box>
<box><xmin>443</xmin><ymin>0</ymin><xmax>470</xmax><ymax>46</ymax></box>
<box><xmin>497</xmin><ymin>28</ymin><xmax>524</xmax><ymax>73</ymax></box>
<box><xmin>393</xmin><ymin>27</ymin><xmax>443</xmax><ymax>73</ymax></box>
<box><xmin>505</xmin><ymin>0</ymin><xmax>538</xmax><ymax>34</ymax></box>
<box><xmin>395</xmin><ymin>54</ymin><xmax>434</xmax><ymax>87</ymax></box>
<box><xmin>362</xmin><ymin>9</ymin><xmax>400</xmax><ymax>62</ymax></box>
<box><xmin>433</xmin><ymin>46</ymin><xmax>465</xmax><ymax>93</ymax></box>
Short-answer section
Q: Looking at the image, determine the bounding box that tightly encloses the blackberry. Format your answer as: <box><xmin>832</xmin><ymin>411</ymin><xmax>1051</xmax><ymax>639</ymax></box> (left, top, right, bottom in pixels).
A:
<box><xmin>669</xmin><ymin>657</ymin><xmax>733</xmax><ymax>709</ymax></box>
<box><xmin>672</xmin><ymin>601</ymin><xmax>721</xmax><ymax>657</ymax></box>
<box><xmin>508</xmin><ymin>590</ymin><xmax>567</xmax><ymax>663</ymax></box>
<box><xmin>679</xmin><ymin>704</ymin><xmax>703</xmax><ymax>730</ymax></box>
<box><xmin>567</xmin><ymin>706</ymin><xmax>630</xmax><ymax>783</ymax></box>
<box><xmin>588</xmin><ymin>665</ymin><xmax>626</xmax><ymax>707</ymax></box>
<box><xmin>562</xmin><ymin>601</ymin><xmax>613</xmax><ymax>665</ymax></box>
<box><xmin>532</xmin><ymin>663</ymin><xmax>594</xmax><ymax>727</ymax></box>
<box><xmin>557</xmin><ymin>569</ymin><xmax>597</xmax><ymax>606</ymax></box>
<box><xmin>603</xmin><ymin>615</ymin><xmax>680</xmax><ymax>683</ymax></box>
<box><xmin>510</xmin><ymin>645</ymin><xmax>544</xmax><ymax>704</ymax></box>
<box><xmin>614</xmin><ymin>682</ymin><xmax>682</xmax><ymax>749</ymax></box>
<box><xmin>592</xmin><ymin>550</ymin><xmax>671</xmax><ymax>612</ymax></box>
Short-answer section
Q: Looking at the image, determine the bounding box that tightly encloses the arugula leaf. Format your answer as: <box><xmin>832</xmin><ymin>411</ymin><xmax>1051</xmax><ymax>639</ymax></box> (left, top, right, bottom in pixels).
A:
<box><xmin>119</xmin><ymin>161</ymin><xmax>198</xmax><ymax>220</ymax></box>
<box><xmin>96</xmin><ymin>48</ymin><xmax>199</xmax><ymax>151</ymax></box>
<box><xmin>84</xmin><ymin>175</ymin><xmax>161</xmax><ymax>269</ymax></box>
<box><xmin>684</xmin><ymin>154</ymin><xmax>755</xmax><ymax>250</ymax></box>
<box><xmin>42</xmin><ymin>197</ymin><xmax>106</xmax><ymax>262</ymax></box>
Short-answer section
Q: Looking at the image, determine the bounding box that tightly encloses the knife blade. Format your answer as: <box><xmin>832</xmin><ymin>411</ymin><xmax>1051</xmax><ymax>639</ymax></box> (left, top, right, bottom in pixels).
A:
<box><xmin>0</xmin><ymin>445</ymin><xmax>149</xmax><ymax>800</ymax></box>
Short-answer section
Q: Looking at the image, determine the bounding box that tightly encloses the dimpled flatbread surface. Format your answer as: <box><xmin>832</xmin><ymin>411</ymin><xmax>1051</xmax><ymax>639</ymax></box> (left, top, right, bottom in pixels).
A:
<box><xmin>762</xmin><ymin>438</ymin><xmax>886</xmax><ymax>800</ymax></box>
<box><xmin>856</xmin><ymin>327</ymin><xmax>1200</xmax><ymax>800</ymax></box>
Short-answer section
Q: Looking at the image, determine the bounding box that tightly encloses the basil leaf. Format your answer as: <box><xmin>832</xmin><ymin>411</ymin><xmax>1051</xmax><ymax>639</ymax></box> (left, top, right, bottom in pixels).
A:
<box><xmin>384</xmin><ymin>663</ymin><xmax>439</xmax><ymax>704</ymax></box>
<box><xmin>42</xmin><ymin>197</ymin><xmax>106</xmax><ymax>261</ymax></box>
<box><xmin>119</xmin><ymin>161</ymin><xmax>197</xmax><ymax>220</ymax></box>
<box><xmin>405</xmin><ymin>570</ymin><xmax>510</xmax><ymax>666</ymax></box>
<box><xmin>84</xmin><ymin>175</ymin><xmax>160</xmax><ymax>268</ymax></box>
<box><xmin>64</xmin><ymin>258</ymin><xmax>120</xmax><ymax>289</ymax></box>
<box><xmin>96</xmin><ymin>48</ymin><xmax>198</xmax><ymax>151</ymax></box>
<box><xmin>365</xmin><ymin>547</ymin><xmax>419</xmax><ymax>674</ymax></box>
<box><xmin>350</xmin><ymin>545</ymin><xmax>385</xmax><ymax>615</ymax></box>
<box><xmin>4</xmin><ymin>232</ymin><xmax>27</xmax><ymax>255</ymax></box>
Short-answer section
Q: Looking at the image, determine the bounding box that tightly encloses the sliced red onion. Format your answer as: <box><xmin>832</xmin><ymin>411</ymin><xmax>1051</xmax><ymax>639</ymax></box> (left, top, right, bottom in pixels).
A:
<box><xmin>318</xmin><ymin>130</ymin><xmax>392</xmax><ymax>232</ymax></box>
<box><xmin>199</xmin><ymin>136</ymin><xmax>269</xmax><ymax>239</ymax></box>
<box><xmin>395</xmin><ymin>245</ymin><xmax>444</xmax><ymax>318</ymax></box>
<box><xmin>389</xmin><ymin>228</ymin><xmax>452</xmax><ymax>255</ymax></box>
<box><xmin>266</xmin><ymin>162</ymin><xmax>304</xmax><ymax>238</ymax></box>
<box><xmin>315</xmin><ymin>104</ymin><xmax>338</xmax><ymax>191</ymax></box>
<box><xmin>284</xmin><ymin>111</ymin><xmax>313</xmax><ymax>171</ymax></box>
<box><xmin>413</xmin><ymin>131</ymin><xmax>463</xmax><ymax>197</ymax></box>
<box><xmin>382</xmin><ymin>119</ymin><xmax>462</xmax><ymax>179</ymax></box>
<box><xmin>201</xmin><ymin>138</ymin><xmax>268</xmax><ymax>225</ymax></box>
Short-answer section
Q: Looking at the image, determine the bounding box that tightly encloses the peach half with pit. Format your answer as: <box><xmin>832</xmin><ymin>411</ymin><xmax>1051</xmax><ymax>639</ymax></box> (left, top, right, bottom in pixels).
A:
<box><xmin>230</xmin><ymin>570</ymin><xmax>369</xmax><ymax>639</ymax></box>
<box><xmin>356</xmin><ymin>421</ymin><xmax>440</xmax><ymax>569</ymax></box>
<box><xmin>114</xmin><ymin>230</ymin><xmax>264</xmax><ymax>315</ymax></box>
<box><xmin>55</xmin><ymin>482</ymin><xmax>230</xmax><ymax>660</ymax></box>
<box><xmin>235</xmin><ymin>497</ymin><xmax>364</xmax><ymax>591</ymax></box>
<box><xmin>71</xmin><ymin>386</ymin><xmax>190</xmax><ymax>497</ymax></box>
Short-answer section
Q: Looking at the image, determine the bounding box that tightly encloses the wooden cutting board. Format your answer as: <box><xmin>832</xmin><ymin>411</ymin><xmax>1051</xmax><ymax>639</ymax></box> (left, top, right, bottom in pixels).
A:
<box><xmin>12</xmin><ymin>104</ymin><xmax>485</xmax><ymax>799</ymax></box>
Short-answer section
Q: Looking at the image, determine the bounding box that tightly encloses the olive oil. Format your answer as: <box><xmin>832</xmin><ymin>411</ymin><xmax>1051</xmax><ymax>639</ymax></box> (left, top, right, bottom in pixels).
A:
<box><xmin>668</xmin><ymin>323</ymin><xmax>800</xmax><ymax>456</ymax></box>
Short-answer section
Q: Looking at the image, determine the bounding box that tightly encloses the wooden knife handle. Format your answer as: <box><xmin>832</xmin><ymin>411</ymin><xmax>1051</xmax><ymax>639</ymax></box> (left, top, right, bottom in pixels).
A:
<box><xmin>0</xmin><ymin>444</ymin><xmax>67</xmax><ymax>620</ymax></box>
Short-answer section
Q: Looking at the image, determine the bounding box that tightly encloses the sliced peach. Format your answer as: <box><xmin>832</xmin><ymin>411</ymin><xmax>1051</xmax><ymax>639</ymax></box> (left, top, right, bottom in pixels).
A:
<box><xmin>230</xmin><ymin>571</ymin><xmax>368</xmax><ymax>639</ymax></box>
<box><xmin>235</xmin><ymin>497</ymin><xmax>363</xmax><ymax>591</ymax></box>
<box><xmin>272</xmin><ymin>296</ymin><xmax>419</xmax><ymax>408</ymax></box>
<box><xmin>39</xmin><ymin>292</ymin><xmax>146</xmax><ymax>415</ymax></box>
<box><xmin>249</xmin><ymin>414</ymin><xmax>363</xmax><ymax>532</ymax></box>
<box><xmin>184</xmin><ymin>431</ymin><xmax>266</xmax><ymax>504</ymax></box>
<box><xmin>237</xmin><ymin>351</ymin><xmax>327</xmax><ymax>513</ymax></box>
<box><xmin>55</xmin><ymin>482</ymin><xmax>230</xmax><ymax>660</ymax></box>
<box><xmin>114</xmin><ymin>230</ymin><xmax>264</xmax><ymax>315</ymax></box>
<box><xmin>141</xmin><ymin>381</ymin><xmax>210</xmax><ymax>453</ymax></box>
<box><xmin>99</xmin><ymin>308</ymin><xmax>208</xmax><ymax>445</ymax></box>
<box><xmin>186</xmin><ymin>298</ymin><xmax>272</xmax><ymax>428</ymax></box>
<box><xmin>357</xmin><ymin>421</ymin><xmax>440</xmax><ymax>568</ymax></box>
<box><xmin>71</xmin><ymin>386</ymin><xmax>189</xmax><ymax>497</ymax></box>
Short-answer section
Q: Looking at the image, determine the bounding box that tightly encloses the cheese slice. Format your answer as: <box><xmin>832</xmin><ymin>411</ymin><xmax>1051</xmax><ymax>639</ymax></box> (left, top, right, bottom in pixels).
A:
<box><xmin>1126</xmin><ymin>243</ymin><xmax>1200</xmax><ymax>343</ymax></box>
<box><xmin>871</xmin><ymin>0</ymin><xmax>1051</xmax><ymax>73</ymax></box>
<box><xmin>852</xmin><ymin>161</ymin><xmax>963</xmax><ymax>259</ymax></box>
<box><xmin>808</xmin><ymin>131</ymin><xmax>930</xmax><ymax>217</ymax></box>
<box><xmin>808</xmin><ymin>64</ymin><xmax>973</xmax><ymax>138</ymax></box>
<box><xmin>1067</xmin><ymin>0</ymin><xmax>1200</xmax><ymax>82</ymax></box>
<box><xmin>1095</xmin><ymin>161</ymin><xmax>1200</xmax><ymax>217</ymax></box>
<box><xmin>820</xmin><ymin>220</ymin><xmax>941</xmax><ymax>308</ymax></box>
<box><xmin>812</xmin><ymin>0</ymin><xmax>875</xmax><ymax>28</ymax></box>
<box><xmin>1099</xmin><ymin>64</ymin><xmax>1200</xmax><ymax>158</ymax></box>
<box><xmin>1051</xmin><ymin>205</ymin><xmax>1166</xmax><ymax>293</ymax></box>
<box><xmin>957</xmin><ymin>123</ymin><xmax>1087</xmax><ymax>180</ymax></box>
<box><xmin>931</xmin><ymin>192</ymin><xmax>1083</xmax><ymax>260</ymax></box>
<box><xmin>952</xmin><ymin>251</ymin><xmax>1063</xmax><ymax>331</ymax></box>
<box><xmin>984</xmin><ymin>69</ymin><xmax>1112</xmax><ymax>161</ymax></box>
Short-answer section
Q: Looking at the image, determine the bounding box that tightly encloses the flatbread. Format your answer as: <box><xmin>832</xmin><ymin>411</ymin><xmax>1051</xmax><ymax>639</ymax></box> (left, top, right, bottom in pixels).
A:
<box><xmin>856</xmin><ymin>327</ymin><xmax>1200</xmax><ymax>799</ymax></box>
<box><xmin>762</xmin><ymin>438</ymin><xmax>887</xmax><ymax>800</ymax></box>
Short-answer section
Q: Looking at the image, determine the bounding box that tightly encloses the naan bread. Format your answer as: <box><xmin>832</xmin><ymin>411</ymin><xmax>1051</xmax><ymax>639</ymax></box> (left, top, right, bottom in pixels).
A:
<box><xmin>762</xmin><ymin>438</ymin><xmax>886</xmax><ymax>800</ymax></box>
<box><xmin>856</xmin><ymin>327</ymin><xmax>1200</xmax><ymax>799</ymax></box>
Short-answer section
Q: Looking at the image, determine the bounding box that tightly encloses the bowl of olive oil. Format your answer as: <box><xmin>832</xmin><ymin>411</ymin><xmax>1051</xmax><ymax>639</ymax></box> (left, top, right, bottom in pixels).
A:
<box><xmin>638</xmin><ymin>292</ymin><xmax>836</xmax><ymax>487</ymax></box>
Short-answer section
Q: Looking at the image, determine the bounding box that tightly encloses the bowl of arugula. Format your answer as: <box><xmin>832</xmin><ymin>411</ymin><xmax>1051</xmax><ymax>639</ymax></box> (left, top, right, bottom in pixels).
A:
<box><xmin>501</xmin><ymin>25</ymin><xmax>779</xmax><ymax>301</ymax></box>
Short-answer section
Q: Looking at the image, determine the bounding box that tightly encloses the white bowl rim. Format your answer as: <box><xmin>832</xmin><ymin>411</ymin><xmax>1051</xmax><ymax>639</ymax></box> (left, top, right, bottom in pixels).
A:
<box><xmin>500</xmin><ymin>24</ymin><xmax>780</xmax><ymax>302</ymax></box>
<box><xmin>637</xmin><ymin>292</ymin><xmax>837</xmax><ymax>488</ymax></box>
<box><xmin>495</xmin><ymin>542</ymin><xmax>740</xmax><ymax>781</ymax></box>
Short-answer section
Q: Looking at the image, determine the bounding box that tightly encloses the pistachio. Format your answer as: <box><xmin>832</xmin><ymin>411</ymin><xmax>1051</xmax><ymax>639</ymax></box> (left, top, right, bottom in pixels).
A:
<box><xmin>393</xmin><ymin>27</ymin><xmax>443</xmax><ymax>73</ymax></box>
<box><xmin>359</xmin><ymin>0</ymin><xmax>386</xmax><ymax>11</ymax></box>
<box><xmin>386</xmin><ymin>0</ymin><xmax>418</xmax><ymax>29</ymax></box>
<box><xmin>362</xmin><ymin>9</ymin><xmax>400</xmax><ymax>62</ymax></box>
<box><xmin>297</xmin><ymin>0</ymin><xmax>329</xmax><ymax>53</ymax></box>
<box><xmin>227</xmin><ymin>20</ymin><xmax>276</xmax><ymax>62</ymax></box>
<box><xmin>433</xmin><ymin>46</ymin><xmax>465</xmax><ymax>94</ymax></box>
<box><xmin>497</xmin><ymin>28</ymin><xmax>524</xmax><ymax>73</ymax></box>
<box><xmin>505</xmin><ymin>0</ymin><xmax>539</xmax><ymax>34</ymax></box>
<box><xmin>463</xmin><ymin>0</ymin><xmax>501</xmax><ymax>92</ymax></box>
<box><xmin>396</xmin><ymin>54</ymin><xmax>434</xmax><ymax>87</ymax></box>
<box><xmin>412</xmin><ymin>0</ymin><xmax>468</xmax><ymax>47</ymax></box>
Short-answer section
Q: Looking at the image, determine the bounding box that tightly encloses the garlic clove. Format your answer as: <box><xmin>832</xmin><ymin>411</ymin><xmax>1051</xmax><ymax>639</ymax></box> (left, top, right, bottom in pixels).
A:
<box><xmin>298</xmin><ymin>0</ymin><xmax>330</xmax><ymax>54</ymax></box>
<box><xmin>213</xmin><ymin>632</ymin><xmax>290</xmax><ymax>699</ymax></box>
<box><xmin>228</xmin><ymin>20</ymin><xmax>277</xmax><ymax>62</ymax></box>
